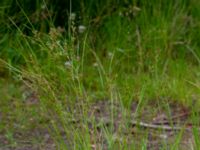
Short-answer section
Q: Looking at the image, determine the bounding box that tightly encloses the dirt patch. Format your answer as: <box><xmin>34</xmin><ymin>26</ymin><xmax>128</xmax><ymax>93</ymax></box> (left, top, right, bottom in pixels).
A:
<box><xmin>0</xmin><ymin>129</ymin><xmax>56</xmax><ymax>150</ymax></box>
<box><xmin>86</xmin><ymin>100</ymin><xmax>195</xmax><ymax>150</ymax></box>
<box><xmin>0</xmin><ymin>99</ymin><xmax>197</xmax><ymax>150</ymax></box>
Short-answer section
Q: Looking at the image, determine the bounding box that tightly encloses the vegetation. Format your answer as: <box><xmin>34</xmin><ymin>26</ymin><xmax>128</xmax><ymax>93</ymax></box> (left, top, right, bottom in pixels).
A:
<box><xmin>0</xmin><ymin>0</ymin><xmax>200</xmax><ymax>149</ymax></box>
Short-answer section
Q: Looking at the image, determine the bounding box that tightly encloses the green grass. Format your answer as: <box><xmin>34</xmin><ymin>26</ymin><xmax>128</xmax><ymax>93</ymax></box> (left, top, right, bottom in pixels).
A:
<box><xmin>0</xmin><ymin>0</ymin><xmax>200</xmax><ymax>149</ymax></box>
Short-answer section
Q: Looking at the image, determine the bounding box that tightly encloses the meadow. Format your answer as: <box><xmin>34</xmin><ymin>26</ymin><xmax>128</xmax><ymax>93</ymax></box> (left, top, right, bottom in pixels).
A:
<box><xmin>0</xmin><ymin>0</ymin><xmax>200</xmax><ymax>149</ymax></box>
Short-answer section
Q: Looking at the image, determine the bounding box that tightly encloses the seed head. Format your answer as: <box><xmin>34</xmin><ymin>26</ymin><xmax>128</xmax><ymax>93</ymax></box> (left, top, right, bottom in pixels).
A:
<box><xmin>78</xmin><ymin>25</ymin><xmax>86</xmax><ymax>33</ymax></box>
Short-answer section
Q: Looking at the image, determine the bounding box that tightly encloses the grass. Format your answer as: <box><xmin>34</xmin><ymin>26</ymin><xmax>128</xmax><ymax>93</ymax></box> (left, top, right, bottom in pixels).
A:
<box><xmin>0</xmin><ymin>0</ymin><xmax>200</xmax><ymax>149</ymax></box>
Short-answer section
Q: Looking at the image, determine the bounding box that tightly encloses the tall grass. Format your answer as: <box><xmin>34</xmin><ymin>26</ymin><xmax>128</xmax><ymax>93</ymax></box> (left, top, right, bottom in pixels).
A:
<box><xmin>0</xmin><ymin>0</ymin><xmax>200</xmax><ymax>149</ymax></box>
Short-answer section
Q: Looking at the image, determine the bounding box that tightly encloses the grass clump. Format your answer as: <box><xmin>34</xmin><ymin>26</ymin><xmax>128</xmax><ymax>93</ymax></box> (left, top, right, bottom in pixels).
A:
<box><xmin>0</xmin><ymin>0</ymin><xmax>200</xmax><ymax>149</ymax></box>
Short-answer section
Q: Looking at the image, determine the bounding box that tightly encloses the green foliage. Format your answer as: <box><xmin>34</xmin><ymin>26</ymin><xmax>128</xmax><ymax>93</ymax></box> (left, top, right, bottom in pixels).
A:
<box><xmin>0</xmin><ymin>0</ymin><xmax>200</xmax><ymax>149</ymax></box>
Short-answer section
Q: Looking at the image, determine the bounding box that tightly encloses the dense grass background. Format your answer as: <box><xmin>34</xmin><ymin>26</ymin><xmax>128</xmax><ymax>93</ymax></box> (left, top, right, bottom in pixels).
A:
<box><xmin>0</xmin><ymin>0</ymin><xmax>200</xmax><ymax>149</ymax></box>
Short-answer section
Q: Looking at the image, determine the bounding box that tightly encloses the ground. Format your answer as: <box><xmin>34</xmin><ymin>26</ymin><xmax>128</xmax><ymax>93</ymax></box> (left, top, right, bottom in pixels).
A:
<box><xmin>0</xmin><ymin>88</ymin><xmax>197</xmax><ymax>149</ymax></box>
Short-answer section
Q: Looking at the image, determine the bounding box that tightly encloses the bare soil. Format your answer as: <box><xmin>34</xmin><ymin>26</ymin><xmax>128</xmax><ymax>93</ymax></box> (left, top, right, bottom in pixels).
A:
<box><xmin>0</xmin><ymin>99</ymin><xmax>196</xmax><ymax>150</ymax></box>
